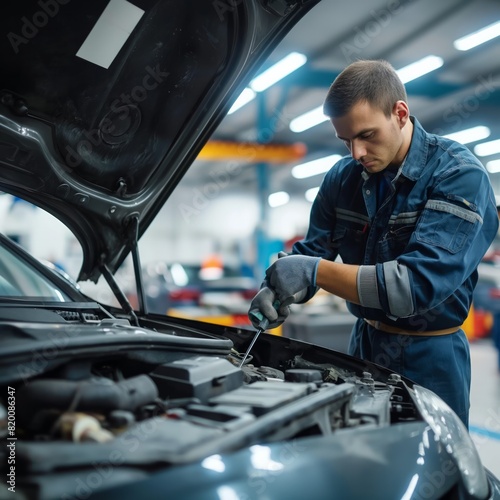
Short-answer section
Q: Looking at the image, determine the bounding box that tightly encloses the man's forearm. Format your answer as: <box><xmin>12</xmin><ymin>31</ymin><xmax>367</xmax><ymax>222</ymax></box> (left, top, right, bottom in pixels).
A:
<box><xmin>315</xmin><ymin>259</ymin><xmax>361</xmax><ymax>304</ymax></box>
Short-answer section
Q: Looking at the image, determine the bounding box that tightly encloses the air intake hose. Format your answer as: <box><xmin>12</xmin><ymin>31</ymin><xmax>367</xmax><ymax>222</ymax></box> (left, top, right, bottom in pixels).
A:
<box><xmin>17</xmin><ymin>375</ymin><xmax>158</xmax><ymax>421</ymax></box>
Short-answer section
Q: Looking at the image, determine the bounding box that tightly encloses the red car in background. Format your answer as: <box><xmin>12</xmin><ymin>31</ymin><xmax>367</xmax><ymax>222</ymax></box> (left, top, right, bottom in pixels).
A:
<box><xmin>128</xmin><ymin>262</ymin><xmax>258</xmax><ymax>327</ymax></box>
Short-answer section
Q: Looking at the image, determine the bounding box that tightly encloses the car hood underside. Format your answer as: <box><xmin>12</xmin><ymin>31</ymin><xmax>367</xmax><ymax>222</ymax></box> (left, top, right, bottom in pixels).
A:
<box><xmin>0</xmin><ymin>0</ymin><xmax>319</xmax><ymax>282</ymax></box>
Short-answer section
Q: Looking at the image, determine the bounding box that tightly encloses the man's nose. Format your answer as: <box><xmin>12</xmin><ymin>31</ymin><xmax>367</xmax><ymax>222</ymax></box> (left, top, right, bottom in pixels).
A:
<box><xmin>351</xmin><ymin>141</ymin><xmax>366</xmax><ymax>160</ymax></box>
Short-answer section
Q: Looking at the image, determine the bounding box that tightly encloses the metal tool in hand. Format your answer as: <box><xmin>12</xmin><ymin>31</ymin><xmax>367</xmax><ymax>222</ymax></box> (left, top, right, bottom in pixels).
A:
<box><xmin>239</xmin><ymin>301</ymin><xmax>280</xmax><ymax>368</ymax></box>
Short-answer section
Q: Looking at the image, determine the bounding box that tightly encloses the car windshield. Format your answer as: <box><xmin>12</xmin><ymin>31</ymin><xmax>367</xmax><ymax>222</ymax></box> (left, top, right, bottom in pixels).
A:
<box><xmin>0</xmin><ymin>238</ymin><xmax>70</xmax><ymax>301</ymax></box>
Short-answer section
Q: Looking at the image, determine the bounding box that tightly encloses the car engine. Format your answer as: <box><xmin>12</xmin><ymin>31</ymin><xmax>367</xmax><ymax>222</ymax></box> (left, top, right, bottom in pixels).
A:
<box><xmin>0</xmin><ymin>312</ymin><xmax>419</xmax><ymax>499</ymax></box>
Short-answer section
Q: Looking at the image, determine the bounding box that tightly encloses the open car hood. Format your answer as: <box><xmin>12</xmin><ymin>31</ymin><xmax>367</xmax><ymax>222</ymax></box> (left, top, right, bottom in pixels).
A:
<box><xmin>0</xmin><ymin>0</ymin><xmax>319</xmax><ymax>282</ymax></box>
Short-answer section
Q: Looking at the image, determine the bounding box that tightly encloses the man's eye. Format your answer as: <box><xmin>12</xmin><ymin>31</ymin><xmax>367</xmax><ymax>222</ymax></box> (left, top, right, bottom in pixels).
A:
<box><xmin>360</xmin><ymin>132</ymin><xmax>373</xmax><ymax>140</ymax></box>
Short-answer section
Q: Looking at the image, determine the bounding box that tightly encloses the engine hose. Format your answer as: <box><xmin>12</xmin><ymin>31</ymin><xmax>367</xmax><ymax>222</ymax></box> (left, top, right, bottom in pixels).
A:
<box><xmin>17</xmin><ymin>375</ymin><xmax>159</xmax><ymax>424</ymax></box>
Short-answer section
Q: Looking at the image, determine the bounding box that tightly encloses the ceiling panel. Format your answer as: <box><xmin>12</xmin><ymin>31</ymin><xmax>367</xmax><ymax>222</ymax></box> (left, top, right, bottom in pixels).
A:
<box><xmin>191</xmin><ymin>0</ymin><xmax>500</xmax><ymax>199</ymax></box>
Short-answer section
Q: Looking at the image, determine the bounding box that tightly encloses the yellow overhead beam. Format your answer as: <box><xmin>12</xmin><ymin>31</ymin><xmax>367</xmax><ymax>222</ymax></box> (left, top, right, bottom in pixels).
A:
<box><xmin>198</xmin><ymin>141</ymin><xmax>307</xmax><ymax>163</ymax></box>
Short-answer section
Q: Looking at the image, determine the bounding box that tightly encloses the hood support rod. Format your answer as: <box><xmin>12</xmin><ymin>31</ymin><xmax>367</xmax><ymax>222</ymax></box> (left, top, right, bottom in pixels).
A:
<box><xmin>100</xmin><ymin>263</ymin><xmax>139</xmax><ymax>326</ymax></box>
<box><xmin>128</xmin><ymin>215</ymin><xmax>147</xmax><ymax>317</ymax></box>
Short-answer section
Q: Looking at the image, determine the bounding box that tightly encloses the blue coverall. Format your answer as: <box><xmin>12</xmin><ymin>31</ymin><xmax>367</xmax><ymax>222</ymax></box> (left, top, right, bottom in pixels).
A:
<box><xmin>293</xmin><ymin>117</ymin><xmax>499</xmax><ymax>426</ymax></box>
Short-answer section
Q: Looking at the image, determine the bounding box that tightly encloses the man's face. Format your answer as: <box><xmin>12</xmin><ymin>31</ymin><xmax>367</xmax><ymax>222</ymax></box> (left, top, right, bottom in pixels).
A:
<box><xmin>331</xmin><ymin>100</ymin><xmax>407</xmax><ymax>173</ymax></box>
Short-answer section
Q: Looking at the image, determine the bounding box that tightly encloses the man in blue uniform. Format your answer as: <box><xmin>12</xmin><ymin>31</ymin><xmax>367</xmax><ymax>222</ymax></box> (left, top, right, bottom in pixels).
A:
<box><xmin>249</xmin><ymin>59</ymin><xmax>499</xmax><ymax>427</ymax></box>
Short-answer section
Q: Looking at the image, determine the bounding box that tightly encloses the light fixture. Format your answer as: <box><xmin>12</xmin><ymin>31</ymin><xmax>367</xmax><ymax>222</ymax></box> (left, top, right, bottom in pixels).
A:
<box><xmin>443</xmin><ymin>126</ymin><xmax>491</xmax><ymax>145</ymax></box>
<box><xmin>268</xmin><ymin>191</ymin><xmax>290</xmax><ymax>207</ymax></box>
<box><xmin>250</xmin><ymin>52</ymin><xmax>307</xmax><ymax>92</ymax></box>
<box><xmin>396</xmin><ymin>55</ymin><xmax>444</xmax><ymax>84</ymax></box>
<box><xmin>292</xmin><ymin>154</ymin><xmax>342</xmax><ymax>179</ymax></box>
<box><xmin>454</xmin><ymin>20</ymin><xmax>500</xmax><ymax>51</ymax></box>
<box><xmin>474</xmin><ymin>139</ymin><xmax>500</xmax><ymax>157</ymax></box>
<box><xmin>289</xmin><ymin>105</ymin><xmax>329</xmax><ymax>133</ymax></box>
<box><xmin>228</xmin><ymin>52</ymin><xmax>307</xmax><ymax>115</ymax></box>
<box><xmin>227</xmin><ymin>88</ymin><xmax>256</xmax><ymax>115</ymax></box>
<box><xmin>486</xmin><ymin>159</ymin><xmax>500</xmax><ymax>174</ymax></box>
<box><xmin>305</xmin><ymin>187</ymin><xmax>319</xmax><ymax>202</ymax></box>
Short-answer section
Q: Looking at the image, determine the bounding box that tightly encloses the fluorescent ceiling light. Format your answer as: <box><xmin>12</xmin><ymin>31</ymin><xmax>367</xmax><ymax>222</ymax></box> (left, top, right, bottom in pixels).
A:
<box><xmin>474</xmin><ymin>139</ymin><xmax>500</xmax><ymax>157</ymax></box>
<box><xmin>487</xmin><ymin>159</ymin><xmax>500</xmax><ymax>174</ymax></box>
<box><xmin>292</xmin><ymin>154</ymin><xmax>342</xmax><ymax>179</ymax></box>
<box><xmin>305</xmin><ymin>187</ymin><xmax>319</xmax><ymax>202</ymax></box>
<box><xmin>268</xmin><ymin>191</ymin><xmax>290</xmax><ymax>208</ymax></box>
<box><xmin>250</xmin><ymin>52</ymin><xmax>307</xmax><ymax>92</ymax></box>
<box><xmin>228</xmin><ymin>52</ymin><xmax>306</xmax><ymax>115</ymax></box>
<box><xmin>454</xmin><ymin>20</ymin><xmax>500</xmax><ymax>51</ymax></box>
<box><xmin>290</xmin><ymin>105</ymin><xmax>329</xmax><ymax>133</ymax></box>
<box><xmin>227</xmin><ymin>88</ymin><xmax>256</xmax><ymax>114</ymax></box>
<box><xmin>396</xmin><ymin>55</ymin><xmax>444</xmax><ymax>84</ymax></box>
<box><xmin>443</xmin><ymin>126</ymin><xmax>490</xmax><ymax>145</ymax></box>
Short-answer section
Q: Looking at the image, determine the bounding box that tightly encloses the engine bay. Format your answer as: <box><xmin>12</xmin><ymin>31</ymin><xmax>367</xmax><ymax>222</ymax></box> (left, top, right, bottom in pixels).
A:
<box><xmin>0</xmin><ymin>314</ymin><xmax>419</xmax><ymax>499</ymax></box>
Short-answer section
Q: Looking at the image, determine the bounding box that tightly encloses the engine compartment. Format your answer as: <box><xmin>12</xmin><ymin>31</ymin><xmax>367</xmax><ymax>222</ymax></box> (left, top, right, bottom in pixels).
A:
<box><xmin>0</xmin><ymin>315</ymin><xmax>419</xmax><ymax>499</ymax></box>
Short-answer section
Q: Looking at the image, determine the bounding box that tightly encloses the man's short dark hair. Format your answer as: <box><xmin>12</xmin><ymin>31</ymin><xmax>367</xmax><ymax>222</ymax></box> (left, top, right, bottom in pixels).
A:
<box><xmin>323</xmin><ymin>59</ymin><xmax>408</xmax><ymax>118</ymax></box>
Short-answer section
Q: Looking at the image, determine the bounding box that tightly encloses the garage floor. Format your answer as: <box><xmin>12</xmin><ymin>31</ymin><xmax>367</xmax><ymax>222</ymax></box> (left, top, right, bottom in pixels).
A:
<box><xmin>469</xmin><ymin>338</ymin><xmax>500</xmax><ymax>479</ymax></box>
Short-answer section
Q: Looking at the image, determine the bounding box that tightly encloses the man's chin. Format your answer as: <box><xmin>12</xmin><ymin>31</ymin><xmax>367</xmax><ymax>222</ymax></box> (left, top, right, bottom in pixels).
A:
<box><xmin>362</xmin><ymin>161</ymin><xmax>385</xmax><ymax>172</ymax></box>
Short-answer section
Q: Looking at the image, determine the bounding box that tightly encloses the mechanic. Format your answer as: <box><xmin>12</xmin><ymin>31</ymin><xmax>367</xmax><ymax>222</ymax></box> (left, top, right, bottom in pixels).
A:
<box><xmin>249</xmin><ymin>59</ymin><xmax>499</xmax><ymax>427</ymax></box>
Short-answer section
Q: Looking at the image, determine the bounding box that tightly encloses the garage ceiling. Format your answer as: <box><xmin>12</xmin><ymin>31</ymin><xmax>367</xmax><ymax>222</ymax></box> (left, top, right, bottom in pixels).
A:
<box><xmin>187</xmin><ymin>0</ymin><xmax>500</xmax><ymax>202</ymax></box>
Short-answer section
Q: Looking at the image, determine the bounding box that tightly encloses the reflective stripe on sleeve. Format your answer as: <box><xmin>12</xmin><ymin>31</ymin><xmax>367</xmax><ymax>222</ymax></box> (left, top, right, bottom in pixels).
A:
<box><xmin>383</xmin><ymin>260</ymin><xmax>414</xmax><ymax>317</ymax></box>
<box><xmin>357</xmin><ymin>265</ymin><xmax>381</xmax><ymax>309</ymax></box>
<box><xmin>426</xmin><ymin>199</ymin><xmax>482</xmax><ymax>224</ymax></box>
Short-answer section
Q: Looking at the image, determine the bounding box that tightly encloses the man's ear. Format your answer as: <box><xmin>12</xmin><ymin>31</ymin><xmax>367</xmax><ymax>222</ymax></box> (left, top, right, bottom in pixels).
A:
<box><xmin>393</xmin><ymin>100</ymin><xmax>410</xmax><ymax>128</ymax></box>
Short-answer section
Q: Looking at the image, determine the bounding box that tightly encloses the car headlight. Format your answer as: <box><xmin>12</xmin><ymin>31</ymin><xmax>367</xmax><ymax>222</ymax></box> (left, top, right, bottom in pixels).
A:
<box><xmin>412</xmin><ymin>385</ymin><xmax>489</xmax><ymax>498</ymax></box>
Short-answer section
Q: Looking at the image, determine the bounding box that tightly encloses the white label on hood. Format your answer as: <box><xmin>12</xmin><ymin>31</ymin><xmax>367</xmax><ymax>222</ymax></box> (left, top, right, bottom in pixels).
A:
<box><xmin>76</xmin><ymin>0</ymin><xmax>144</xmax><ymax>69</ymax></box>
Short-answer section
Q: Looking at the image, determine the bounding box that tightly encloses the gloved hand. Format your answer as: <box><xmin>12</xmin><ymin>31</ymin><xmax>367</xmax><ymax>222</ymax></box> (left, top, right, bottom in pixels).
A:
<box><xmin>248</xmin><ymin>283</ymin><xmax>290</xmax><ymax>330</ymax></box>
<box><xmin>265</xmin><ymin>254</ymin><xmax>321</xmax><ymax>304</ymax></box>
